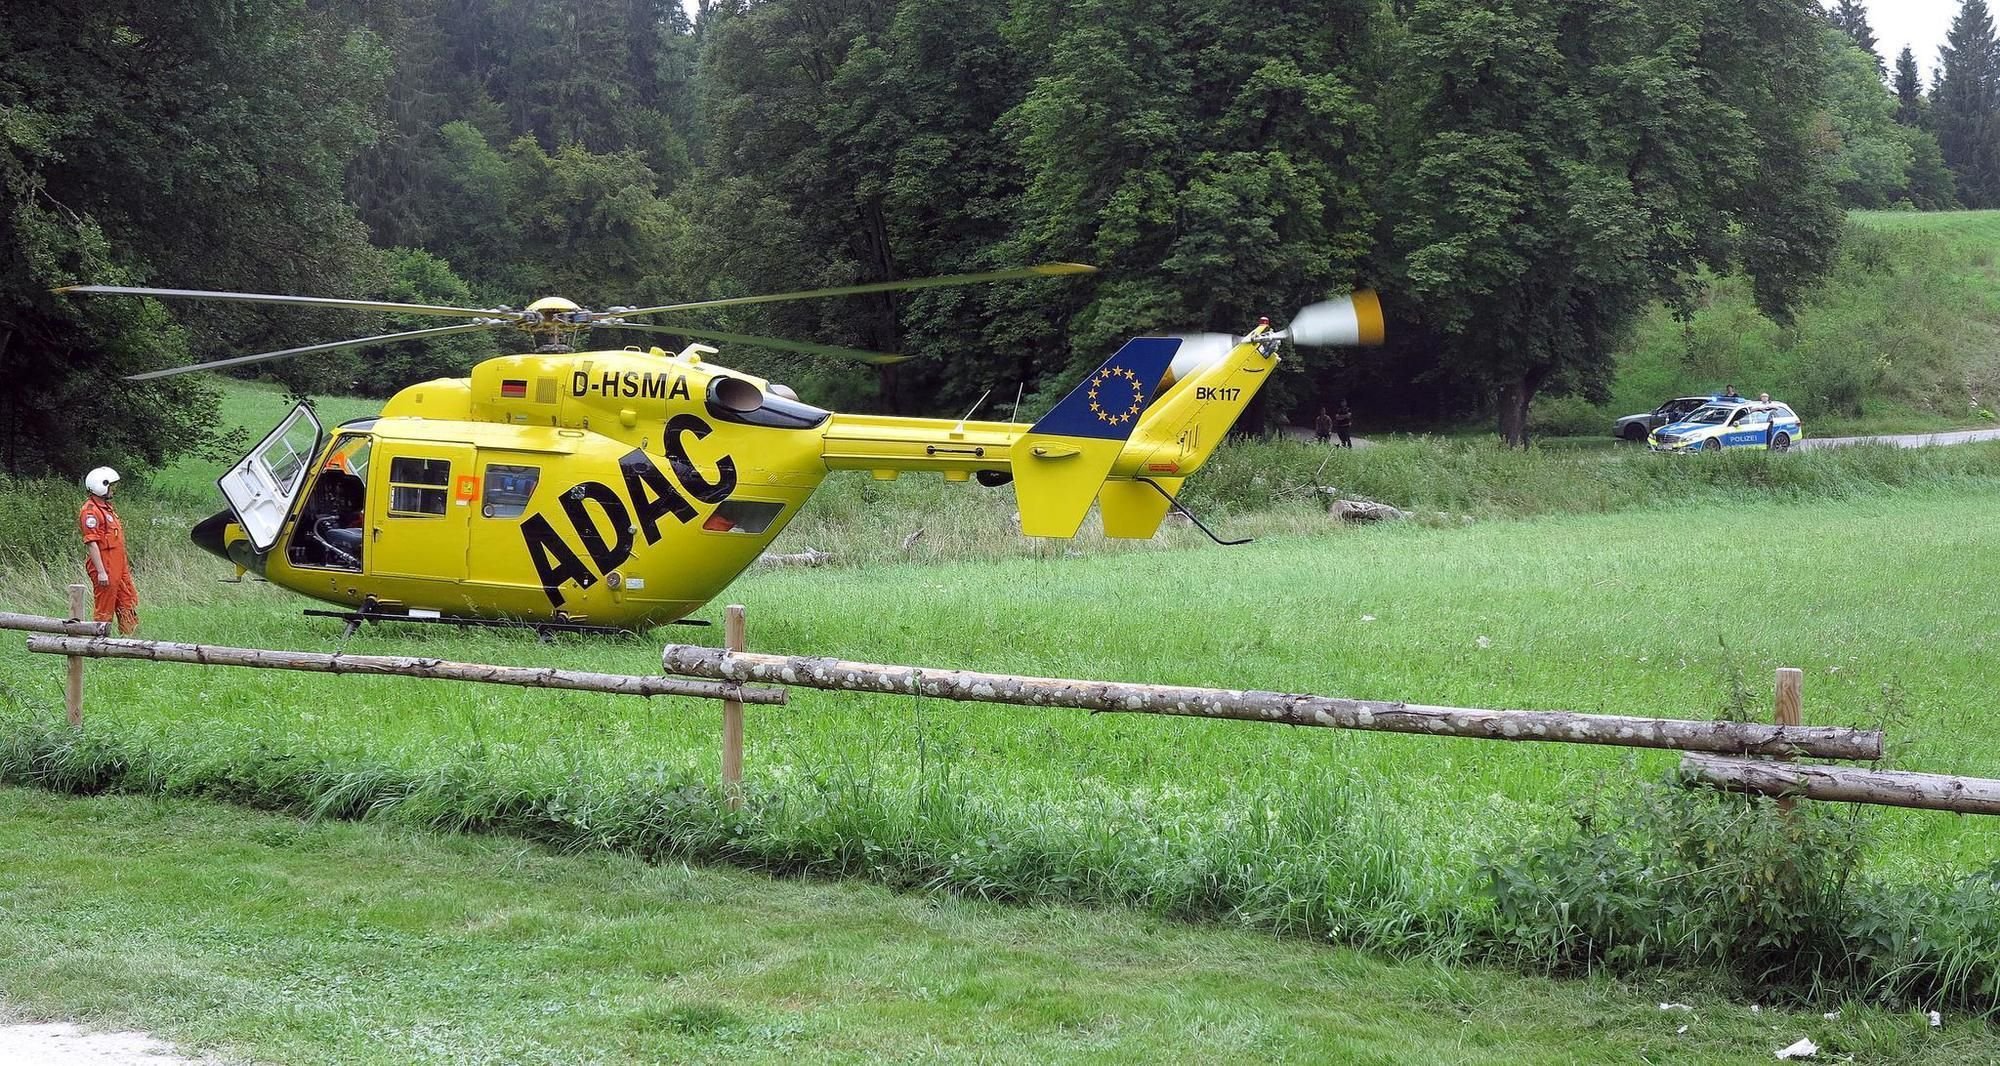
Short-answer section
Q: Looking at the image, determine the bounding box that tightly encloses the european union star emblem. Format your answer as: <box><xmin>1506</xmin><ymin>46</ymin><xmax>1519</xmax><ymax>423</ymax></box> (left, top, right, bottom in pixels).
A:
<box><xmin>1086</xmin><ymin>366</ymin><xmax>1145</xmax><ymax>426</ymax></box>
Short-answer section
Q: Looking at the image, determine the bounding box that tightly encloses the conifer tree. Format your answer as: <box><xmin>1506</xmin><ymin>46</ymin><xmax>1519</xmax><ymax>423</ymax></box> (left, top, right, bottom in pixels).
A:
<box><xmin>1893</xmin><ymin>44</ymin><xmax>1927</xmax><ymax>125</ymax></box>
<box><xmin>1935</xmin><ymin>0</ymin><xmax>2000</xmax><ymax>206</ymax></box>
<box><xmin>1829</xmin><ymin>0</ymin><xmax>1886</xmax><ymax>77</ymax></box>
<box><xmin>1888</xmin><ymin>44</ymin><xmax>1960</xmax><ymax>207</ymax></box>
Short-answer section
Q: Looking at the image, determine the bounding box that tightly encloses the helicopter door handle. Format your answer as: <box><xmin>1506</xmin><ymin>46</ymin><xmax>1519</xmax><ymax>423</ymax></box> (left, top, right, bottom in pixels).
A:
<box><xmin>371</xmin><ymin>527</ymin><xmax>381</xmax><ymax>543</ymax></box>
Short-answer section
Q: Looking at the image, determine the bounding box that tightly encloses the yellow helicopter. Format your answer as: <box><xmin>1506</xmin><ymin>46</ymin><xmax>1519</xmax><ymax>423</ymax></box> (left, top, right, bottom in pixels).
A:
<box><xmin>55</xmin><ymin>270</ymin><xmax>1383</xmax><ymax>633</ymax></box>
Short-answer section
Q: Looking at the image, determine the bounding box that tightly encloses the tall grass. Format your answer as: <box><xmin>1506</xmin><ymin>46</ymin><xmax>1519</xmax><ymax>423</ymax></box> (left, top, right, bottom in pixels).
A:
<box><xmin>1181</xmin><ymin>434</ymin><xmax>2000</xmax><ymax>519</ymax></box>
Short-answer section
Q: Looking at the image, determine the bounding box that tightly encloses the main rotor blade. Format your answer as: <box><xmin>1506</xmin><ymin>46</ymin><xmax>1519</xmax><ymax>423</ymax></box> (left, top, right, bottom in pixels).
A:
<box><xmin>125</xmin><ymin>321</ymin><xmax>512</xmax><ymax>381</ymax></box>
<box><xmin>56</xmin><ymin>284</ymin><xmax>514</xmax><ymax>320</ymax></box>
<box><xmin>601</xmin><ymin>322</ymin><xmax>911</xmax><ymax>365</ymax></box>
<box><xmin>613</xmin><ymin>262</ymin><xmax>1097</xmax><ymax>320</ymax></box>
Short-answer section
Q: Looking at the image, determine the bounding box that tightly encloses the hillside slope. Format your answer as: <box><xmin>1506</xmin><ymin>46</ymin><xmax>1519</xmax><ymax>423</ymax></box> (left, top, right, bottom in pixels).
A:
<box><xmin>1545</xmin><ymin>211</ymin><xmax>2000</xmax><ymax>438</ymax></box>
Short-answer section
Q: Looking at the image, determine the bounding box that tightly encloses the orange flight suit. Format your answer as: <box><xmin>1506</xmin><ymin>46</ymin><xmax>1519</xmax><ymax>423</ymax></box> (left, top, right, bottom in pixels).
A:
<box><xmin>79</xmin><ymin>495</ymin><xmax>139</xmax><ymax>634</ymax></box>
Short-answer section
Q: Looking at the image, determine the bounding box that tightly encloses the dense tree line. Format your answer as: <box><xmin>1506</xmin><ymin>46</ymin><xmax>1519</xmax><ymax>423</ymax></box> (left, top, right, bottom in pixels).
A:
<box><xmin>4</xmin><ymin>0</ymin><xmax>1870</xmax><ymax>473</ymax></box>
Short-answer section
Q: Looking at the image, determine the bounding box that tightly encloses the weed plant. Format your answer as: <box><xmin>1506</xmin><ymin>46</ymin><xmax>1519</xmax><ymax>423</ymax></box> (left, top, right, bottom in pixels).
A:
<box><xmin>1488</xmin><ymin>781</ymin><xmax>2000</xmax><ymax>1009</ymax></box>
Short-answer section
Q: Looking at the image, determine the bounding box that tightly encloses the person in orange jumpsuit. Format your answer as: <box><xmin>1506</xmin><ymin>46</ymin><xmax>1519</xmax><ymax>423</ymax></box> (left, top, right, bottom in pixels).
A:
<box><xmin>79</xmin><ymin>466</ymin><xmax>139</xmax><ymax>634</ymax></box>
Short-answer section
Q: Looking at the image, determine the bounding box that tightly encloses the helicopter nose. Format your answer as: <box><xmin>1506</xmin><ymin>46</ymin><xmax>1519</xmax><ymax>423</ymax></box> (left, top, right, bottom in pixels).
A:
<box><xmin>190</xmin><ymin>509</ymin><xmax>234</xmax><ymax>562</ymax></box>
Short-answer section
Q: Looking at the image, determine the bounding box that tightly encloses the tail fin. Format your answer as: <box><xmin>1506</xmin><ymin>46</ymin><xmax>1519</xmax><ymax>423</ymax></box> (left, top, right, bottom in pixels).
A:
<box><xmin>1011</xmin><ymin>337</ymin><xmax>1181</xmax><ymax>537</ymax></box>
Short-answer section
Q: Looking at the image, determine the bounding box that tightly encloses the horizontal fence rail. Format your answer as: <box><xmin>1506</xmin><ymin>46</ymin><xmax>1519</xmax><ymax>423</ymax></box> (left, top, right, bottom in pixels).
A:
<box><xmin>660</xmin><ymin>645</ymin><xmax>1883</xmax><ymax>760</ymax></box>
<box><xmin>1681</xmin><ymin>753</ymin><xmax>2000</xmax><ymax>815</ymax></box>
<box><xmin>29</xmin><ymin>635</ymin><xmax>788</xmax><ymax>705</ymax></box>
<box><xmin>0</xmin><ymin>611</ymin><xmax>109</xmax><ymax>638</ymax></box>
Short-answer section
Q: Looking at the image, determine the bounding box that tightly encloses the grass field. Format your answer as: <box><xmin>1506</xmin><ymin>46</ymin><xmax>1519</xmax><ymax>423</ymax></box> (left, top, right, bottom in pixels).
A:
<box><xmin>5</xmin><ymin>464</ymin><xmax>2000</xmax><ymax>1008</ymax></box>
<box><xmin>6</xmin><ymin>788</ymin><xmax>1975</xmax><ymax>1065</ymax></box>
<box><xmin>6</xmin><ymin>350</ymin><xmax>2000</xmax><ymax>1053</ymax></box>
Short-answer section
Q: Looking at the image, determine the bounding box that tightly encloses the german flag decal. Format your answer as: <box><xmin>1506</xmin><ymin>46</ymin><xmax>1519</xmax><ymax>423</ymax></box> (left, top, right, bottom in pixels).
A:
<box><xmin>500</xmin><ymin>379</ymin><xmax>527</xmax><ymax>398</ymax></box>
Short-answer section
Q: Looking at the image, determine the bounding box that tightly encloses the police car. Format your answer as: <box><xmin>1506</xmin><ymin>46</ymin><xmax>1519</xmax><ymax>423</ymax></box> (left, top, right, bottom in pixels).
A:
<box><xmin>1649</xmin><ymin>399</ymin><xmax>1803</xmax><ymax>453</ymax></box>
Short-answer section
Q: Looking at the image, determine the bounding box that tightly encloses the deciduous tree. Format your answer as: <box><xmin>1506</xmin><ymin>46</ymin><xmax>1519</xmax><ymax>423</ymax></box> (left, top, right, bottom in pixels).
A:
<box><xmin>1388</xmin><ymin>0</ymin><xmax>1843</xmax><ymax>446</ymax></box>
<box><xmin>0</xmin><ymin>0</ymin><xmax>387</xmax><ymax>476</ymax></box>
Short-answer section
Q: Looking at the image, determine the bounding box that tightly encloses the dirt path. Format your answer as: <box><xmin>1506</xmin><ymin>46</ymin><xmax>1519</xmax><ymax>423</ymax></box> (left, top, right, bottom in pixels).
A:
<box><xmin>1797</xmin><ymin>427</ymin><xmax>2000</xmax><ymax>449</ymax></box>
<box><xmin>0</xmin><ymin>1020</ymin><xmax>210</xmax><ymax>1065</ymax></box>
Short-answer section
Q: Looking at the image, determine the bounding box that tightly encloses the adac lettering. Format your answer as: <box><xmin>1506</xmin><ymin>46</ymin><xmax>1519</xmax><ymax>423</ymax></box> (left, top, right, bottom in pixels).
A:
<box><xmin>521</xmin><ymin>419</ymin><xmax>738</xmax><ymax>606</ymax></box>
<box><xmin>569</xmin><ymin>369</ymin><xmax>692</xmax><ymax>400</ymax></box>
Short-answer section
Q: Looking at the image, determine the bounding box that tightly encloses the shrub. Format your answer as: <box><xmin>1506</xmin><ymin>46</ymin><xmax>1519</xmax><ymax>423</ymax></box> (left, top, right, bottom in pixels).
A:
<box><xmin>1484</xmin><ymin>778</ymin><xmax>2000</xmax><ymax>1009</ymax></box>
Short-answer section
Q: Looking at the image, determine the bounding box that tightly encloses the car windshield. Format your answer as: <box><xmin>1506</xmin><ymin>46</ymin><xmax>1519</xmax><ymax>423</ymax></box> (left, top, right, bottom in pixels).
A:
<box><xmin>1680</xmin><ymin>405</ymin><xmax>1736</xmax><ymax>425</ymax></box>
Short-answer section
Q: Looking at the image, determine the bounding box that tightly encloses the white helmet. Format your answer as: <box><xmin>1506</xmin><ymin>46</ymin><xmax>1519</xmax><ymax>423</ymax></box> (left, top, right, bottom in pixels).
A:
<box><xmin>84</xmin><ymin>467</ymin><xmax>121</xmax><ymax>497</ymax></box>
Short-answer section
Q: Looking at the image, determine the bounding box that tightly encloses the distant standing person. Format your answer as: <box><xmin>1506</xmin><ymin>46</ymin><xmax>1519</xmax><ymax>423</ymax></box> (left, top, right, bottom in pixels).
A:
<box><xmin>1723</xmin><ymin>385</ymin><xmax>1741</xmax><ymax>400</ymax></box>
<box><xmin>1332</xmin><ymin>401</ymin><xmax>1354</xmax><ymax>448</ymax></box>
<box><xmin>1314</xmin><ymin>407</ymin><xmax>1334</xmax><ymax>444</ymax></box>
<box><xmin>79</xmin><ymin>466</ymin><xmax>139</xmax><ymax>634</ymax></box>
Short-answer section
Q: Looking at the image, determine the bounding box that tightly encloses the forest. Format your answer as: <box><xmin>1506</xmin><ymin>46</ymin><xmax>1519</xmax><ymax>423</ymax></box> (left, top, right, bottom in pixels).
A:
<box><xmin>0</xmin><ymin>0</ymin><xmax>1986</xmax><ymax>475</ymax></box>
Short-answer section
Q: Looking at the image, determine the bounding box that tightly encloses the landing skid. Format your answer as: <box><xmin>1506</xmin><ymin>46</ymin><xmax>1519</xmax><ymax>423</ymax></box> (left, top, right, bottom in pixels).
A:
<box><xmin>304</xmin><ymin>609</ymin><xmax>709</xmax><ymax>640</ymax></box>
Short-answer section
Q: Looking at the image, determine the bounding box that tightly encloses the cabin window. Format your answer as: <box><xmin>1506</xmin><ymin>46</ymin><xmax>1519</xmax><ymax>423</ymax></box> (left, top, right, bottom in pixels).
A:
<box><xmin>701</xmin><ymin>499</ymin><xmax>785</xmax><ymax>535</ymax></box>
<box><xmin>482</xmin><ymin>464</ymin><xmax>541</xmax><ymax>518</ymax></box>
<box><xmin>256</xmin><ymin>411</ymin><xmax>323</xmax><ymax>497</ymax></box>
<box><xmin>388</xmin><ymin>456</ymin><xmax>451</xmax><ymax>516</ymax></box>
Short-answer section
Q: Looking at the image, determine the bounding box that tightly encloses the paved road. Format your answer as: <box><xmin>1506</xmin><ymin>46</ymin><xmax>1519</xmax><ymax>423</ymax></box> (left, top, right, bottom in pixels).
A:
<box><xmin>1796</xmin><ymin>427</ymin><xmax>2000</xmax><ymax>450</ymax></box>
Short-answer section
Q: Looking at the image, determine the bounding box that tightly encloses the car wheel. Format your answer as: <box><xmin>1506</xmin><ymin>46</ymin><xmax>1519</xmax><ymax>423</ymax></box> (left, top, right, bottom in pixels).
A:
<box><xmin>1622</xmin><ymin>423</ymin><xmax>1647</xmax><ymax>442</ymax></box>
<box><xmin>1771</xmin><ymin>432</ymin><xmax>1790</xmax><ymax>452</ymax></box>
<box><xmin>1702</xmin><ymin>438</ymin><xmax>1721</xmax><ymax>453</ymax></box>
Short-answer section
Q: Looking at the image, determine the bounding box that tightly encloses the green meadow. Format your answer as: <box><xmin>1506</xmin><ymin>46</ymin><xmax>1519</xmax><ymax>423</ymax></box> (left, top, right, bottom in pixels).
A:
<box><xmin>4</xmin><ymin>788</ymin><xmax>1972</xmax><ymax>1065</ymax></box>
<box><xmin>5</xmin><ymin>425</ymin><xmax>2000</xmax><ymax>1014</ymax></box>
<box><xmin>5</xmin><ymin>367</ymin><xmax>2000</xmax><ymax>1061</ymax></box>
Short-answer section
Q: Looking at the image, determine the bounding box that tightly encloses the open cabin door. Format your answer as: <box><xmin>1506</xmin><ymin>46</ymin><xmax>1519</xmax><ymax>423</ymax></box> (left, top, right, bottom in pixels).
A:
<box><xmin>219</xmin><ymin>403</ymin><xmax>323</xmax><ymax>552</ymax></box>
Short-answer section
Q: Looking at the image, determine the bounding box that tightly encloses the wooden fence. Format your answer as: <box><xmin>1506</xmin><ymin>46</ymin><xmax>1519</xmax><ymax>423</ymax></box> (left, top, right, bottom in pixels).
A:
<box><xmin>5</xmin><ymin>594</ymin><xmax>1995</xmax><ymax>816</ymax></box>
<box><xmin>2</xmin><ymin>591</ymin><xmax>774</xmax><ymax>805</ymax></box>
<box><xmin>656</xmin><ymin>644</ymin><xmax>2000</xmax><ymax>817</ymax></box>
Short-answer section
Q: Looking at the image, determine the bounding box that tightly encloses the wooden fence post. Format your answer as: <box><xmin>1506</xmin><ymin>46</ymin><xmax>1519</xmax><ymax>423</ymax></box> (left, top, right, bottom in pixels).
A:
<box><xmin>1774</xmin><ymin>667</ymin><xmax>1803</xmax><ymax>814</ymax></box>
<box><xmin>722</xmin><ymin>604</ymin><xmax>746</xmax><ymax>810</ymax></box>
<box><xmin>65</xmin><ymin>583</ymin><xmax>86</xmax><ymax>728</ymax></box>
